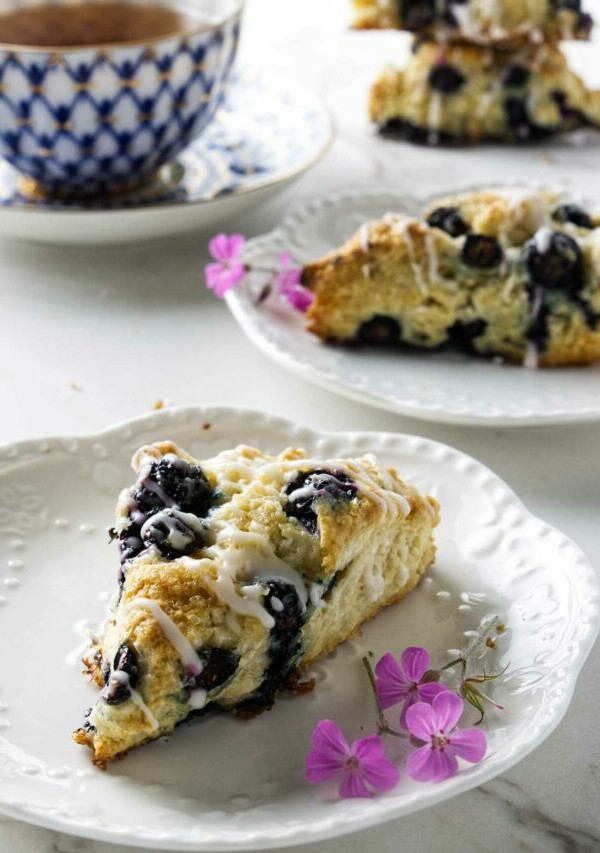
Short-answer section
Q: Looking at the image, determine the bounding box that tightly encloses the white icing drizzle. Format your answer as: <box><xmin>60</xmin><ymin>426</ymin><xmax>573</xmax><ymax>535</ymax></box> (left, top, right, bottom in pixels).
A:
<box><xmin>189</xmin><ymin>688</ymin><xmax>207</xmax><ymax>709</ymax></box>
<box><xmin>309</xmin><ymin>581</ymin><xmax>327</xmax><ymax>609</ymax></box>
<box><xmin>524</xmin><ymin>342</ymin><xmax>539</xmax><ymax>370</ymax></box>
<box><xmin>534</xmin><ymin>226</ymin><xmax>554</xmax><ymax>253</ymax></box>
<box><xmin>126</xmin><ymin>597</ymin><xmax>206</xmax><ymax>676</ymax></box>
<box><xmin>140</xmin><ymin>509</ymin><xmax>205</xmax><ymax>552</ymax></box>
<box><xmin>358</xmin><ymin>223</ymin><xmax>371</xmax><ymax>253</ymax></box>
<box><xmin>362</xmin><ymin>264</ymin><xmax>371</xmax><ymax>279</ymax></box>
<box><xmin>108</xmin><ymin>670</ymin><xmax>159</xmax><ymax>730</ymax></box>
<box><xmin>382</xmin><ymin>213</ymin><xmax>428</xmax><ymax>294</ymax></box>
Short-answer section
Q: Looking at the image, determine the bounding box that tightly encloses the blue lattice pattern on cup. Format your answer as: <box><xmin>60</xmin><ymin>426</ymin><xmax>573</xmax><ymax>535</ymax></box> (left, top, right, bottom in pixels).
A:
<box><xmin>0</xmin><ymin>8</ymin><xmax>241</xmax><ymax>195</ymax></box>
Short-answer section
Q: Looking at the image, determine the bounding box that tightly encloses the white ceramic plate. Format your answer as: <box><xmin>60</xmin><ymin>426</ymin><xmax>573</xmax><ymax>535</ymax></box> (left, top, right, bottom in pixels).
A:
<box><xmin>0</xmin><ymin>71</ymin><xmax>332</xmax><ymax>245</ymax></box>
<box><xmin>0</xmin><ymin>406</ymin><xmax>597</xmax><ymax>850</ymax></box>
<box><xmin>226</xmin><ymin>189</ymin><xmax>600</xmax><ymax>426</ymax></box>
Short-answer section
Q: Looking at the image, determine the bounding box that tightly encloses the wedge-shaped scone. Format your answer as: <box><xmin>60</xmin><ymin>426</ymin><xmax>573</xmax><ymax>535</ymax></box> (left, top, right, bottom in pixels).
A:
<box><xmin>302</xmin><ymin>188</ymin><xmax>600</xmax><ymax>366</ymax></box>
<box><xmin>351</xmin><ymin>0</ymin><xmax>593</xmax><ymax>45</ymax></box>
<box><xmin>370</xmin><ymin>41</ymin><xmax>600</xmax><ymax>144</ymax></box>
<box><xmin>74</xmin><ymin>442</ymin><xmax>439</xmax><ymax>767</ymax></box>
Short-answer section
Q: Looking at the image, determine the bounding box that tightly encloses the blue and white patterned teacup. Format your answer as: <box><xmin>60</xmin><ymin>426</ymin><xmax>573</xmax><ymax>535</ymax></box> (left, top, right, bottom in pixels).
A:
<box><xmin>0</xmin><ymin>0</ymin><xmax>242</xmax><ymax>196</ymax></box>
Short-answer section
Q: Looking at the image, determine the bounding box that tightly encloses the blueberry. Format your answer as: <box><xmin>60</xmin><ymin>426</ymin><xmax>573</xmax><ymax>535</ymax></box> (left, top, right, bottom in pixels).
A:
<box><xmin>461</xmin><ymin>235</ymin><xmax>503</xmax><ymax>269</ymax></box>
<box><xmin>552</xmin><ymin>204</ymin><xmax>594</xmax><ymax>229</ymax></box>
<box><xmin>236</xmin><ymin>579</ymin><xmax>305</xmax><ymax>714</ymax></box>
<box><xmin>262</xmin><ymin>578</ymin><xmax>305</xmax><ymax>633</ymax></box>
<box><xmin>501</xmin><ymin>65</ymin><xmax>530</xmax><ymax>88</ymax></box>
<box><xmin>103</xmin><ymin>643</ymin><xmax>139</xmax><ymax>705</ymax></box>
<box><xmin>133</xmin><ymin>458</ymin><xmax>212</xmax><ymax>518</ymax></box>
<box><xmin>445</xmin><ymin>319</ymin><xmax>488</xmax><ymax>353</ymax></box>
<box><xmin>525</xmin><ymin>231</ymin><xmax>585</xmax><ymax>292</ymax></box>
<box><xmin>504</xmin><ymin>97</ymin><xmax>532</xmax><ymax>138</ymax></box>
<box><xmin>577</xmin><ymin>12</ymin><xmax>593</xmax><ymax>35</ymax></box>
<box><xmin>183</xmin><ymin>648</ymin><xmax>239</xmax><ymax>693</ymax></box>
<box><xmin>429</xmin><ymin>63</ymin><xmax>465</xmax><ymax>95</ymax></box>
<box><xmin>141</xmin><ymin>508</ymin><xmax>204</xmax><ymax>560</ymax></box>
<box><xmin>557</xmin><ymin>0</ymin><xmax>581</xmax><ymax>10</ymax></box>
<box><xmin>285</xmin><ymin>469</ymin><xmax>358</xmax><ymax>535</ymax></box>
<box><xmin>118</xmin><ymin>525</ymin><xmax>144</xmax><ymax>564</ymax></box>
<box><xmin>403</xmin><ymin>0</ymin><xmax>436</xmax><ymax>30</ymax></box>
<box><xmin>357</xmin><ymin>315</ymin><xmax>401</xmax><ymax>346</ymax></box>
<box><xmin>427</xmin><ymin>206</ymin><xmax>469</xmax><ymax>237</ymax></box>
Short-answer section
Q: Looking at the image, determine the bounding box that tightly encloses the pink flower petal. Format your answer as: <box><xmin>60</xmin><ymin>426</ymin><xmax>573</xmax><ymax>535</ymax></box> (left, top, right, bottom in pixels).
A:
<box><xmin>278</xmin><ymin>251</ymin><xmax>292</xmax><ymax>268</ymax></box>
<box><xmin>305</xmin><ymin>720</ymin><xmax>352</xmax><ymax>784</ymax></box>
<box><xmin>405</xmin><ymin>701</ymin><xmax>438</xmax><ymax>742</ymax></box>
<box><xmin>311</xmin><ymin>720</ymin><xmax>351</xmax><ymax>763</ymax></box>
<box><xmin>407</xmin><ymin>744</ymin><xmax>458</xmax><ymax>783</ymax></box>
<box><xmin>400</xmin><ymin>646</ymin><xmax>430</xmax><ymax>683</ymax></box>
<box><xmin>375</xmin><ymin>652</ymin><xmax>412</xmax><ymax>710</ymax></box>
<box><xmin>432</xmin><ymin>690</ymin><xmax>464</xmax><ymax>734</ymax></box>
<box><xmin>339</xmin><ymin>767</ymin><xmax>372</xmax><ymax>798</ymax></box>
<box><xmin>399</xmin><ymin>692</ymin><xmax>418</xmax><ymax>729</ymax></box>
<box><xmin>447</xmin><ymin>728</ymin><xmax>487</xmax><ymax>764</ymax></box>
<box><xmin>208</xmin><ymin>233</ymin><xmax>245</xmax><ymax>262</ymax></box>
<box><xmin>352</xmin><ymin>737</ymin><xmax>400</xmax><ymax>793</ymax></box>
<box><xmin>283</xmin><ymin>286</ymin><xmax>313</xmax><ymax>312</ymax></box>
<box><xmin>417</xmin><ymin>681</ymin><xmax>449</xmax><ymax>703</ymax></box>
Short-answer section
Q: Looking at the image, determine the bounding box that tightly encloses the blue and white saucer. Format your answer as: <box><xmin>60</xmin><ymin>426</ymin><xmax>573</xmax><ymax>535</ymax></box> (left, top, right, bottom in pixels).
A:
<box><xmin>0</xmin><ymin>70</ymin><xmax>333</xmax><ymax>245</ymax></box>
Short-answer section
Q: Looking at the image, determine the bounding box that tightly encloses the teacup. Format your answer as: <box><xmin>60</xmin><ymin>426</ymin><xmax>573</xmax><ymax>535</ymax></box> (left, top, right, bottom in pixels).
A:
<box><xmin>0</xmin><ymin>0</ymin><xmax>242</xmax><ymax>196</ymax></box>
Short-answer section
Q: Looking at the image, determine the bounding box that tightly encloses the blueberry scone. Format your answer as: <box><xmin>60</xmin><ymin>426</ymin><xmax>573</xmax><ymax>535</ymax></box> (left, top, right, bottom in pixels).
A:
<box><xmin>74</xmin><ymin>442</ymin><xmax>439</xmax><ymax>767</ymax></box>
<box><xmin>302</xmin><ymin>188</ymin><xmax>600</xmax><ymax>367</ymax></box>
<box><xmin>351</xmin><ymin>0</ymin><xmax>593</xmax><ymax>45</ymax></box>
<box><xmin>370</xmin><ymin>41</ymin><xmax>600</xmax><ymax>144</ymax></box>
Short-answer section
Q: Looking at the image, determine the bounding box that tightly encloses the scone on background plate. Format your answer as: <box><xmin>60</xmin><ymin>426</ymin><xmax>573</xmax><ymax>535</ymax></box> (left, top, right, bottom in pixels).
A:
<box><xmin>369</xmin><ymin>41</ymin><xmax>600</xmax><ymax>144</ymax></box>
<box><xmin>302</xmin><ymin>188</ymin><xmax>600</xmax><ymax>367</ymax></box>
<box><xmin>74</xmin><ymin>442</ymin><xmax>439</xmax><ymax>767</ymax></box>
<box><xmin>351</xmin><ymin>0</ymin><xmax>593</xmax><ymax>45</ymax></box>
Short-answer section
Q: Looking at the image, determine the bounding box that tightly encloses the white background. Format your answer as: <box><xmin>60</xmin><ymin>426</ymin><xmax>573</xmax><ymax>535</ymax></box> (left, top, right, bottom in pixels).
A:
<box><xmin>1</xmin><ymin>0</ymin><xmax>599</xmax><ymax>850</ymax></box>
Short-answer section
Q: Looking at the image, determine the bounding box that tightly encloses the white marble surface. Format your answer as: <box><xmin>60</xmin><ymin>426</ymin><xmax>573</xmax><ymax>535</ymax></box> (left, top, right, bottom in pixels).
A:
<box><xmin>1</xmin><ymin>0</ymin><xmax>600</xmax><ymax>850</ymax></box>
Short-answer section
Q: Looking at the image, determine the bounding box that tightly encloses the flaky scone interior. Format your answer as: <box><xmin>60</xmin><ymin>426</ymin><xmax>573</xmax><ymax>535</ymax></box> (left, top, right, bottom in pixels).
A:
<box><xmin>302</xmin><ymin>188</ymin><xmax>600</xmax><ymax>367</ymax></box>
<box><xmin>74</xmin><ymin>441</ymin><xmax>439</xmax><ymax>767</ymax></box>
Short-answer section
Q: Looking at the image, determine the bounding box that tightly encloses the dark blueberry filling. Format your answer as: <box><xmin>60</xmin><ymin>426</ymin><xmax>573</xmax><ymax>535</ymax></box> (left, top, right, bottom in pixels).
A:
<box><xmin>461</xmin><ymin>234</ymin><xmax>503</xmax><ymax>269</ymax></box>
<box><xmin>524</xmin><ymin>231</ymin><xmax>585</xmax><ymax>292</ymax></box>
<box><xmin>132</xmin><ymin>458</ymin><xmax>212</xmax><ymax>518</ymax></box>
<box><xmin>285</xmin><ymin>469</ymin><xmax>358</xmax><ymax>536</ymax></box>
<box><xmin>552</xmin><ymin>204</ymin><xmax>594</xmax><ymax>229</ymax></box>
<box><xmin>141</xmin><ymin>508</ymin><xmax>204</xmax><ymax>560</ymax></box>
<box><xmin>501</xmin><ymin>65</ymin><xmax>531</xmax><ymax>89</ymax></box>
<box><xmin>444</xmin><ymin>319</ymin><xmax>488</xmax><ymax>353</ymax></box>
<box><xmin>378</xmin><ymin>118</ymin><xmax>457</xmax><ymax>145</ymax></box>
<box><xmin>402</xmin><ymin>0</ymin><xmax>461</xmax><ymax>30</ymax></box>
<box><xmin>504</xmin><ymin>97</ymin><xmax>554</xmax><ymax>141</ymax></box>
<box><xmin>237</xmin><ymin>579</ymin><xmax>305</xmax><ymax>713</ymax></box>
<box><xmin>576</xmin><ymin>12</ymin><xmax>593</xmax><ymax>35</ymax></box>
<box><xmin>357</xmin><ymin>315</ymin><xmax>401</xmax><ymax>346</ymax></box>
<box><xmin>103</xmin><ymin>643</ymin><xmax>139</xmax><ymax>705</ymax></box>
<box><xmin>429</xmin><ymin>63</ymin><xmax>465</xmax><ymax>95</ymax></box>
<box><xmin>427</xmin><ymin>206</ymin><xmax>469</xmax><ymax>238</ymax></box>
<box><xmin>117</xmin><ymin>458</ymin><xmax>213</xmax><ymax>570</ymax></box>
<box><xmin>182</xmin><ymin>647</ymin><xmax>239</xmax><ymax>698</ymax></box>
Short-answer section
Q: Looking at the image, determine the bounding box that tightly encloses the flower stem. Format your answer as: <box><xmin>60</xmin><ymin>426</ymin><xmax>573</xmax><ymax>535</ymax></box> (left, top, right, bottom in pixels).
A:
<box><xmin>361</xmin><ymin>655</ymin><xmax>407</xmax><ymax>740</ymax></box>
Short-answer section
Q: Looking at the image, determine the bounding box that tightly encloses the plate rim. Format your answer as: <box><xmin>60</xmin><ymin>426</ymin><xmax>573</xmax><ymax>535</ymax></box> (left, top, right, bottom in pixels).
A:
<box><xmin>0</xmin><ymin>404</ymin><xmax>597</xmax><ymax>850</ymax></box>
<box><xmin>226</xmin><ymin>187</ymin><xmax>600</xmax><ymax>427</ymax></box>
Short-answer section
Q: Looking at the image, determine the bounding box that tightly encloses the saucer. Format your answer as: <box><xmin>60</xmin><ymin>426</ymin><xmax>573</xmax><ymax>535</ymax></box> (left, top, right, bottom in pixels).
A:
<box><xmin>0</xmin><ymin>70</ymin><xmax>333</xmax><ymax>245</ymax></box>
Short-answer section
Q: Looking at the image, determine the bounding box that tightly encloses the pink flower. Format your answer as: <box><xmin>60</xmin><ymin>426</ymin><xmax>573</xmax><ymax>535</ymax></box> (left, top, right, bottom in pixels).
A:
<box><xmin>306</xmin><ymin>719</ymin><xmax>400</xmax><ymax>798</ymax></box>
<box><xmin>204</xmin><ymin>233</ymin><xmax>247</xmax><ymax>298</ymax></box>
<box><xmin>375</xmin><ymin>647</ymin><xmax>447</xmax><ymax>728</ymax></box>
<box><xmin>406</xmin><ymin>691</ymin><xmax>487</xmax><ymax>783</ymax></box>
<box><xmin>275</xmin><ymin>252</ymin><xmax>314</xmax><ymax>312</ymax></box>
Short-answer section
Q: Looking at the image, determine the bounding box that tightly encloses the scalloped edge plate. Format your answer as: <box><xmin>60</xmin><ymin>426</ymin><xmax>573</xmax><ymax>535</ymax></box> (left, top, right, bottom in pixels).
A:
<box><xmin>226</xmin><ymin>186</ymin><xmax>600</xmax><ymax>426</ymax></box>
<box><xmin>0</xmin><ymin>405</ymin><xmax>597</xmax><ymax>849</ymax></box>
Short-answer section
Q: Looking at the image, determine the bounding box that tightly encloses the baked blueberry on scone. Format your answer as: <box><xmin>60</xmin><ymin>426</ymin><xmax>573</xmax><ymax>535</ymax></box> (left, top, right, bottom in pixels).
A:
<box><xmin>74</xmin><ymin>442</ymin><xmax>439</xmax><ymax>767</ymax></box>
<box><xmin>301</xmin><ymin>188</ymin><xmax>600</xmax><ymax>367</ymax></box>
<box><xmin>351</xmin><ymin>0</ymin><xmax>593</xmax><ymax>45</ymax></box>
<box><xmin>369</xmin><ymin>41</ymin><xmax>600</xmax><ymax>144</ymax></box>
